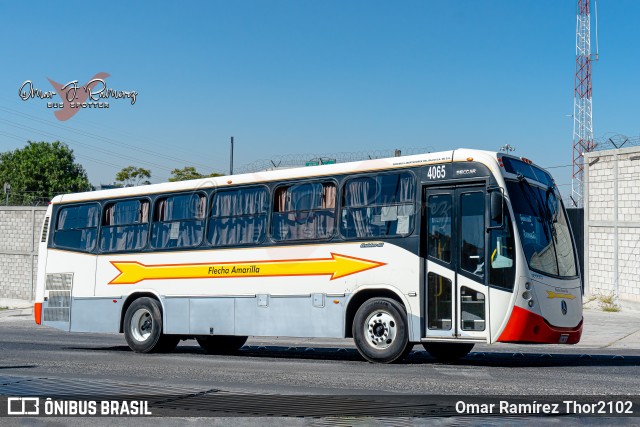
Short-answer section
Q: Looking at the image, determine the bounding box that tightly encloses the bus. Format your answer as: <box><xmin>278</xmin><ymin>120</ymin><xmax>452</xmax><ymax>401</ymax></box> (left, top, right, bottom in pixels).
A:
<box><xmin>33</xmin><ymin>149</ymin><xmax>582</xmax><ymax>363</ymax></box>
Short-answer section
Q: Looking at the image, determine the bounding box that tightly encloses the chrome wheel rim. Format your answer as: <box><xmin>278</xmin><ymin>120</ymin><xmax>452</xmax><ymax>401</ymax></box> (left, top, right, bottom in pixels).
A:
<box><xmin>364</xmin><ymin>310</ymin><xmax>397</xmax><ymax>350</ymax></box>
<box><xmin>130</xmin><ymin>308</ymin><xmax>153</xmax><ymax>342</ymax></box>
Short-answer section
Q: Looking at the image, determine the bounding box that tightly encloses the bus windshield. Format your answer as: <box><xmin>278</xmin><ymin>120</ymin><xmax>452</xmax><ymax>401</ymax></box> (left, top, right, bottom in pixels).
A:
<box><xmin>505</xmin><ymin>180</ymin><xmax>577</xmax><ymax>278</ymax></box>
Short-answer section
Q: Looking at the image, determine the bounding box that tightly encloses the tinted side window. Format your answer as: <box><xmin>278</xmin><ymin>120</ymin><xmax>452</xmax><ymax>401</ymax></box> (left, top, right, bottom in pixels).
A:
<box><xmin>54</xmin><ymin>204</ymin><xmax>100</xmax><ymax>252</ymax></box>
<box><xmin>272</xmin><ymin>182</ymin><xmax>336</xmax><ymax>241</ymax></box>
<box><xmin>208</xmin><ymin>187</ymin><xmax>268</xmax><ymax>247</ymax></box>
<box><xmin>100</xmin><ymin>199</ymin><xmax>149</xmax><ymax>252</ymax></box>
<box><xmin>427</xmin><ymin>194</ymin><xmax>452</xmax><ymax>263</ymax></box>
<box><xmin>341</xmin><ymin>172</ymin><xmax>415</xmax><ymax>238</ymax></box>
<box><xmin>151</xmin><ymin>193</ymin><xmax>206</xmax><ymax>249</ymax></box>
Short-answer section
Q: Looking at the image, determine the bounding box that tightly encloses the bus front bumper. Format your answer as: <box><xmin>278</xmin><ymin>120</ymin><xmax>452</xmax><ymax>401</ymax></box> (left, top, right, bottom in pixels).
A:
<box><xmin>497</xmin><ymin>306</ymin><xmax>582</xmax><ymax>344</ymax></box>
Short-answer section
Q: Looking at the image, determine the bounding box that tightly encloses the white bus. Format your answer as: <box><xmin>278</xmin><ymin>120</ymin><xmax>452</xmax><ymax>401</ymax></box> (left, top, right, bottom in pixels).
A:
<box><xmin>33</xmin><ymin>149</ymin><xmax>582</xmax><ymax>363</ymax></box>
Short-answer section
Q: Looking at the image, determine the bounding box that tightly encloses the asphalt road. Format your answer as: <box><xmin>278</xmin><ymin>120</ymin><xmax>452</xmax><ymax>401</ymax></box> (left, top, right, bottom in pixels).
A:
<box><xmin>1</xmin><ymin>317</ymin><xmax>639</xmax><ymax>397</ymax></box>
<box><xmin>2</xmin><ymin>315</ymin><xmax>640</xmax><ymax>426</ymax></box>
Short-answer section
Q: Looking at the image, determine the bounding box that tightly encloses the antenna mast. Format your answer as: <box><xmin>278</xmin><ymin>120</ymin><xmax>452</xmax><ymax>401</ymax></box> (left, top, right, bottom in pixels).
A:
<box><xmin>572</xmin><ymin>0</ymin><xmax>597</xmax><ymax>207</ymax></box>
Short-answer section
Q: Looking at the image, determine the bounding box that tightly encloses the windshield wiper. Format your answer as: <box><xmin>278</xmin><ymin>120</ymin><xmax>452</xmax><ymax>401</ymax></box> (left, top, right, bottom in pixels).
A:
<box><xmin>541</xmin><ymin>186</ymin><xmax>560</xmax><ymax>242</ymax></box>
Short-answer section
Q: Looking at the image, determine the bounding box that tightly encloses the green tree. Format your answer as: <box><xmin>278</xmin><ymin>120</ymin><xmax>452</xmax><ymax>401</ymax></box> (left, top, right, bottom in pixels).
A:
<box><xmin>168</xmin><ymin>166</ymin><xmax>222</xmax><ymax>182</ymax></box>
<box><xmin>0</xmin><ymin>141</ymin><xmax>91</xmax><ymax>205</ymax></box>
<box><xmin>115</xmin><ymin>166</ymin><xmax>151</xmax><ymax>186</ymax></box>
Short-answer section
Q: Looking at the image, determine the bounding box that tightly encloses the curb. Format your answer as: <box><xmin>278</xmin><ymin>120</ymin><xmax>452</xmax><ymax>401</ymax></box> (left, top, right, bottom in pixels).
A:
<box><xmin>0</xmin><ymin>307</ymin><xmax>33</xmax><ymax>319</ymax></box>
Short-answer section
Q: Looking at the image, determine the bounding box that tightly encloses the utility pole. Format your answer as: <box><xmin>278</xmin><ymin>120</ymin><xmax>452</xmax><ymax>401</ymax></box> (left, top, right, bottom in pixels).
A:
<box><xmin>3</xmin><ymin>183</ymin><xmax>10</xmax><ymax>206</ymax></box>
<box><xmin>230</xmin><ymin>136</ymin><xmax>234</xmax><ymax>175</ymax></box>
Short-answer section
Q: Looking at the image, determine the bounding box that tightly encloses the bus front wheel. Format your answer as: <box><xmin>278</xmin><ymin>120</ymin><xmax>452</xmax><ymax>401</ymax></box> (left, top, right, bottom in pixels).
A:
<box><xmin>124</xmin><ymin>297</ymin><xmax>174</xmax><ymax>353</ymax></box>
<box><xmin>422</xmin><ymin>342</ymin><xmax>474</xmax><ymax>362</ymax></box>
<box><xmin>352</xmin><ymin>297</ymin><xmax>411</xmax><ymax>364</ymax></box>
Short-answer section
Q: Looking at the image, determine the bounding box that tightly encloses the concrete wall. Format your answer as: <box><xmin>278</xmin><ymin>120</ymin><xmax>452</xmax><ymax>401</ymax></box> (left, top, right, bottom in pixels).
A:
<box><xmin>584</xmin><ymin>146</ymin><xmax>640</xmax><ymax>301</ymax></box>
<box><xmin>0</xmin><ymin>206</ymin><xmax>47</xmax><ymax>303</ymax></box>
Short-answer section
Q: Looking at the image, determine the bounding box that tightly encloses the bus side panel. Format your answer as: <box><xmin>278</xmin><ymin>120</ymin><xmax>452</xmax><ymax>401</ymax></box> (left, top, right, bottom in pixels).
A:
<box><xmin>164</xmin><ymin>297</ymin><xmax>190</xmax><ymax>334</ymax></box>
<box><xmin>92</xmin><ymin>242</ymin><xmax>419</xmax><ymax>338</ymax></box>
<box><xmin>234</xmin><ymin>295</ymin><xmax>346</xmax><ymax>338</ymax></box>
<box><xmin>190</xmin><ymin>297</ymin><xmax>235</xmax><ymax>335</ymax></box>
<box><xmin>69</xmin><ymin>297</ymin><xmax>121</xmax><ymax>333</ymax></box>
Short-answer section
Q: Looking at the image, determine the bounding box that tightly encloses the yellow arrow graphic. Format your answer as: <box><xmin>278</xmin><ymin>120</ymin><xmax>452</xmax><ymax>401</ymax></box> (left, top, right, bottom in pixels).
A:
<box><xmin>546</xmin><ymin>291</ymin><xmax>576</xmax><ymax>300</ymax></box>
<box><xmin>109</xmin><ymin>253</ymin><xmax>386</xmax><ymax>285</ymax></box>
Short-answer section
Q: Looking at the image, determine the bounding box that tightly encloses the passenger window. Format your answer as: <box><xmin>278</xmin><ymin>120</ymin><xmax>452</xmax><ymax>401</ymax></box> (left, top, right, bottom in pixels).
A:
<box><xmin>460</xmin><ymin>192</ymin><xmax>485</xmax><ymax>278</ymax></box>
<box><xmin>427</xmin><ymin>194</ymin><xmax>452</xmax><ymax>263</ymax></box>
<box><xmin>54</xmin><ymin>204</ymin><xmax>100</xmax><ymax>252</ymax></box>
<box><xmin>208</xmin><ymin>187</ymin><xmax>268</xmax><ymax>246</ymax></box>
<box><xmin>341</xmin><ymin>172</ymin><xmax>415</xmax><ymax>238</ymax></box>
<box><xmin>99</xmin><ymin>199</ymin><xmax>149</xmax><ymax>252</ymax></box>
<box><xmin>272</xmin><ymin>182</ymin><xmax>336</xmax><ymax>241</ymax></box>
<box><xmin>150</xmin><ymin>193</ymin><xmax>206</xmax><ymax>249</ymax></box>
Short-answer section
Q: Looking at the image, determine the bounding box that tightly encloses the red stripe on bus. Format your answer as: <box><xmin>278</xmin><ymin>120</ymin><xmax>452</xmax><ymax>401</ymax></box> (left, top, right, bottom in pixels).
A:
<box><xmin>497</xmin><ymin>305</ymin><xmax>582</xmax><ymax>344</ymax></box>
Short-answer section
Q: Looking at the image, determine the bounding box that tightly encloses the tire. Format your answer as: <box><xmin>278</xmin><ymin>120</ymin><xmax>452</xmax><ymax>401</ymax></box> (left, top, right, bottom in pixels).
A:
<box><xmin>352</xmin><ymin>297</ymin><xmax>411</xmax><ymax>364</ymax></box>
<box><xmin>197</xmin><ymin>335</ymin><xmax>248</xmax><ymax>355</ymax></box>
<box><xmin>422</xmin><ymin>342</ymin><xmax>474</xmax><ymax>362</ymax></box>
<box><xmin>124</xmin><ymin>297</ymin><xmax>167</xmax><ymax>353</ymax></box>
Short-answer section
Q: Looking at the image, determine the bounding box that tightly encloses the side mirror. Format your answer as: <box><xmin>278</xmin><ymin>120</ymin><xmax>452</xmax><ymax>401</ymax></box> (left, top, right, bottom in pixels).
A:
<box><xmin>488</xmin><ymin>188</ymin><xmax>504</xmax><ymax>229</ymax></box>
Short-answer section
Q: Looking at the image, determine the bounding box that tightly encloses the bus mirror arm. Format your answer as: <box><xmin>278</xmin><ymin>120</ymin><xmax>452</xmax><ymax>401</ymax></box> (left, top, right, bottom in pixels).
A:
<box><xmin>487</xmin><ymin>187</ymin><xmax>504</xmax><ymax>230</ymax></box>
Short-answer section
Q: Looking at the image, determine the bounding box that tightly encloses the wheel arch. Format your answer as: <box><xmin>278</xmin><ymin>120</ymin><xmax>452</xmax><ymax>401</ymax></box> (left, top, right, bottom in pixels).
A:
<box><xmin>344</xmin><ymin>285</ymin><xmax>411</xmax><ymax>338</ymax></box>
<box><xmin>119</xmin><ymin>291</ymin><xmax>165</xmax><ymax>333</ymax></box>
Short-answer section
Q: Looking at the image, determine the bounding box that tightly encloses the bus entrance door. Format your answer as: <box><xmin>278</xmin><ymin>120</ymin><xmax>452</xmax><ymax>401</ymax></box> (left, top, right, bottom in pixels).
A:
<box><xmin>423</xmin><ymin>186</ymin><xmax>490</xmax><ymax>341</ymax></box>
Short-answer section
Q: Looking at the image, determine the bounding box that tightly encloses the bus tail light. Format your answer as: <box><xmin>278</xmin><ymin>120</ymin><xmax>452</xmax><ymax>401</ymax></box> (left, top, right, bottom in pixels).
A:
<box><xmin>34</xmin><ymin>302</ymin><xmax>42</xmax><ymax>325</ymax></box>
<box><xmin>521</xmin><ymin>157</ymin><xmax>533</xmax><ymax>165</ymax></box>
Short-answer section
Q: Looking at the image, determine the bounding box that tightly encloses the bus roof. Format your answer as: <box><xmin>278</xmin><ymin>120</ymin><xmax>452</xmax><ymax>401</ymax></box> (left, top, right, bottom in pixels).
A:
<box><xmin>53</xmin><ymin>148</ymin><xmax>503</xmax><ymax>204</ymax></box>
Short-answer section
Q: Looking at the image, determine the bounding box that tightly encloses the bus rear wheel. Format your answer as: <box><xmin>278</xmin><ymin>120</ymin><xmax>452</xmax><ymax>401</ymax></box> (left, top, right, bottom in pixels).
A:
<box><xmin>124</xmin><ymin>297</ymin><xmax>173</xmax><ymax>353</ymax></box>
<box><xmin>422</xmin><ymin>342</ymin><xmax>474</xmax><ymax>362</ymax></box>
<box><xmin>197</xmin><ymin>335</ymin><xmax>248</xmax><ymax>354</ymax></box>
<box><xmin>352</xmin><ymin>297</ymin><xmax>411</xmax><ymax>364</ymax></box>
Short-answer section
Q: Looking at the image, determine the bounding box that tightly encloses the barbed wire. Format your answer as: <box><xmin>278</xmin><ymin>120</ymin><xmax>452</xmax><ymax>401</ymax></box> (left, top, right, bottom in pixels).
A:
<box><xmin>235</xmin><ymin>147</ymin><xmax>435</xmax><ymax>174</ymax></box>
<box><xmin>0</xmin><ymin>190</ymin><xmax>68</xmax><ymax>207</ymax></box>
<box><xmin>593</xmin><ymin>134</ymin><xmax>640</xmax><ymax>151</ymax></box>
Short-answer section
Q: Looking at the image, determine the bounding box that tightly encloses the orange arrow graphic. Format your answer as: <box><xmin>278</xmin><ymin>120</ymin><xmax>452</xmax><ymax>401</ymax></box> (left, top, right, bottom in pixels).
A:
<box><xmin>109</xmin><ymin>253</ymin><xmax>386</xmax><ymax>285</ymax></box>
<box><xmin>546</xmin><ymin>291</ymin><xmax>576</xmax><ymax>300</ymax></box>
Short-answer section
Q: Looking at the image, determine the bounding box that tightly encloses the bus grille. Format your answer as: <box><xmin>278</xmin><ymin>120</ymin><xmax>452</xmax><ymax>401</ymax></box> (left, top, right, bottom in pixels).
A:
<box><xmin>45</xmin><ymin>273</ymin><xmax>72</xmax><ymax>291</ymax></box>
<box><xmin>44</xmin><ymin>273</ymin><xmax>72</xmax><ymax>322</ymax></box>
<box><xmin>43</xmin><ymin>307</ymin><xmax>70</xmax><ymax>322</ymax></box>
<box><xmin>41</xmin><ymin>216</ymin><xmax>50</xmax><ymax>243</ymax></box>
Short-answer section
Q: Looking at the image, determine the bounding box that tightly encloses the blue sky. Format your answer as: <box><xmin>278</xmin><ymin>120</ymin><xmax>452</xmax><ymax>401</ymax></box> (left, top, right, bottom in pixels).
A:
<box><xmin>0</xmin><ymin>1</ymin><xmax>638</xmax><ymax>201</ymax></box>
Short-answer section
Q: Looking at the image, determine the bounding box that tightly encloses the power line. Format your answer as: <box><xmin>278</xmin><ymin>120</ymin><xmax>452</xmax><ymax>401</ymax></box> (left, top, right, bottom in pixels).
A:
<box><xmin>0</xmin><ymin>103</ymin><xmax>225</xmax><ymax>174</ymax></box>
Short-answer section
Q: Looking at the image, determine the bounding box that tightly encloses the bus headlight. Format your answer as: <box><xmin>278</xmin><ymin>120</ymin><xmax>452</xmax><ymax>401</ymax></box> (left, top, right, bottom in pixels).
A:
<box><xmin>522</xmin><ymin>289</ymin><xmax>534</xmax><ymax>307</ymax></box>
<box><xmin>525</xmin><ymin>282</ymin><xmax>531</xmax><ymax>290</ymax></box>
